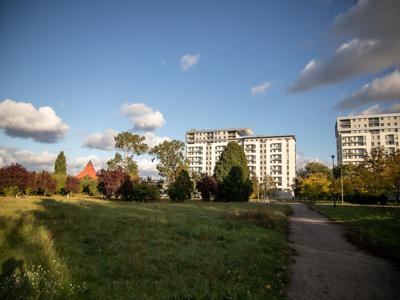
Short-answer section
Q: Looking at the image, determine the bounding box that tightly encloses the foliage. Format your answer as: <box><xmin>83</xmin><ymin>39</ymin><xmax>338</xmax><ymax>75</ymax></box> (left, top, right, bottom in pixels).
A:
<box><xmin>196</xmin><ymin>174</ymin><xmax>218</xmax><ymax>201</ymax></box>
<box><xmin>149</xmin><ymin>140</ymin><xmax>187</xmax><ymax>183</ymax></box>
<box><xmin>65</xmin><ymin>176</ymin><xmax>80</xmax><ymax>194</ymax></box>
<box><xmin>250</xmin><ymin>175</ymin><xmax>260</xmax><ymax>199</ymax></box>
<box><xmin>34</xmin><ymin>172</ymin><xmax>57</xmax><ymax>196</ymax></box>
<box><xmin>260</xmin><ymin>175</ymin><xmax>278</xmax><ymax>199</ymax></box>
<box><xmin>52</xmin><ymin>173</ymin><xmax>67</xmax><ymax>195</ymax></box>
<box><xmin>54</xmin><ymin>151</ymin><xmax>67</xmax><ymax>175</ymax></box>
<box><xmin>97</xmin><ymin>168</ymin><xmax>126</xmax><ymax>200</ymax></box>
<box><xmin>298</xmin><ymin>173</ymin><xmax>331</xmax><ymax>201</ymax></box>
<box><xmin>297</xmin><ymin>162</ymin><xmax>331</xmax><ymax>178</ymax></box>
<box><xmin>108</xmin><ymin>132</ymin><xmax>148</xmax><ymax>179</ymax></box>
<box><xmin>132</xmin><ymin>183</ymin><xmax>160</xmax><ymax>202</ymax></box>
<box><xmin>118</xmin><ymin>175</ymin><xmax>134</xmax><ymax>200</ymax></box>
<box><xmin>217</xmin><ymin>166</ymin><xmax>252</xmax><ymax>202</ymax></box>
<box><xmin>214</xmin><ymin>142</ymin><xmax>249</xmax><ymax>183</ymax></box>
<box><xmin>79</xmin><ymin>176</ymin><xmax>98</xmax><ymax>196</ymax></box>
<box><xmin>167</xmin><ymin>169</ymin><xmax>193</xmax><ymax>202</ymax></box>
<box><xmin>0</xmin><ymin>164</ymin><xmax>30</xmax><ymax>195</ymax></box>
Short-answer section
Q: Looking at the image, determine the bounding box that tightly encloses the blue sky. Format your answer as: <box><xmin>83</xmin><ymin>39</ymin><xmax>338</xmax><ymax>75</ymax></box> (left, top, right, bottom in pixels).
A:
<box><xmin>1</xmin><ymin>0</ymin><xmax>399</xmax><ymax>174</ymax></box>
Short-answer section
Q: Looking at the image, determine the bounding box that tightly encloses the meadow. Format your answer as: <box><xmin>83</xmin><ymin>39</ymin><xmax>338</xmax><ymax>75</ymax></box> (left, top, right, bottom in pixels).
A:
<box><xmin>314</xmin><ymin>204</ymin><xmax>400</xmax><ymax>265</ymax></box>
<box><xmin>0</xmin><ymin>196</ymin><xmax>291</xmax><ymax>299</ymax></box>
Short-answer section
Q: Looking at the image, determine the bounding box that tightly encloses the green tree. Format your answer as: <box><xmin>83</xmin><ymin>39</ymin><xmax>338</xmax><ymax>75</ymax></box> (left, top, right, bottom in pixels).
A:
<box><xmin>108</xmin><ymin>132</ymin><xmax>148</xmax><ymax>178</ymax></box>
<box><xmin>217</xmin><ymin>166</ymin><xmax>252</xmax><ymax>202</ymax></box>
<box><xmin>385</xmin><ymin>150</ymin><xmax>400</xmax><ymax>205</ymax></box>
<box><xmin>298</xmin><ymin>173</ymin><xmax>331</xmax><ymax>201</ymax></box>
<box><xmin>167</xmin><ymin>169</ymin><xmax>193</xmax><ymax>202</ymax></box>
<box><xmin>214</xmin><ymin>142</ymin><xmax>249</xmax><ymax>183</ymax></box>
<box><xmin>196</xmin><ymin>174</ymin><xmax>218</xmax><ymax>201</ymax></box>
<box><xmin>54</xmin><ymin>151</ymin><xmax>67</xmax><ymax>175</ymax></box>
<box><xmin>80</xmin><ymin>176</ymin><xmax>98</xmax><ymax>196</ymax></box>
<box><xmin>297</xmin><ymin>162</ymin><xmax>331</xmax><ymax>178</ymax></box>
<box><xmin>149</xmin><ymin>140</ymin><xmax>187</xmax><ymax>184</ymax></box>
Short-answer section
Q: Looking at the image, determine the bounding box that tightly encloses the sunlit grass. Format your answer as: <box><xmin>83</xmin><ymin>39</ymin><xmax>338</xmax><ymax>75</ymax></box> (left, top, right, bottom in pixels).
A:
<box><xmin>0</xmin><ymin>196</ymin><xmax>291</xmax><ymax>299</ymax></box>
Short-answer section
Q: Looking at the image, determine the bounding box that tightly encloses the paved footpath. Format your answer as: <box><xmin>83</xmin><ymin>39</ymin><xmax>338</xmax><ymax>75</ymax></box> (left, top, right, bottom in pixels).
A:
<box><xmin>287</xmin><ymin>203</ymin><xmax>400</xmax><ymax>300</ymax></box>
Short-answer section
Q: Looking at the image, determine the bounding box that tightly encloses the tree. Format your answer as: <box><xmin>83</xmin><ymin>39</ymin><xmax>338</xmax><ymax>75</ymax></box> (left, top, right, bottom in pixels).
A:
<box><xmin>118</xmin><ymin>175</ymin><xmax>134</xmax><ymax>200</ymax></box>
<box><xmin>0</xmin><ymin>164</ymin><xmax>30</xmax><ymax>195</ymax></box>
<box><xmin>167</xmin><ymin>169</ymin><xmax>193</xmax><ymax>202</ymax></box>
<box><xmin>250</xmin><ymin>175</ymin><xmax>260</xmax><ymax>199</ymax></box>
<box><xmin>217</xmin><ymin>166</ymin><xmax>252</xmax><ymax>202</ymax></box>
<box><xmin>52</xmin><ymin>173</ymin><xmax>67</xmax><ymax>194</ymax></box>
<box><xmin>385</xmin><ymin>150</ymin><xmax>400</xmax><ymax>205</ymax></box>
<box><xmin>108</xmin><ymin>132</ymin><xmax>148</xmax><ymax>178</ymax></box>
<box><xmin>196</xmin><ymin>174</ymin><xmax>218</xmax><ymax>201</ymax></box>
<box><xmin>297</xmin><ymin>162</ymin><xmax>331</xmax><ymax>178</ymax></box>
<box><xmin>80</xmin><ymin>176</ymin><xmax>98</xmax><ymax>196</ymax></box>
<box><xmin>149</xmin><ymin>140</ymin><xmax>187</xmax><ymax>184</ymax></box>
<box><xmin>54</xmin><ymin>151</ymin><xmax>67</xmax><ymax>175</ymax></box>
<box><xmin>35</xmin><ymin>172</ymin><xmax>57</xmax><ymax>196</ymax></box>
<box><xmin>65</xmin><ymin>176</ymin><xmax>80</xmax><ymax>194</ymax></box>
<box><xmin>97</xmin><ymin>168</ymin><xmax>126</xmax><ymax>200</ymax></box>
<box><xmin>260</xmin><ymin>175</ymin><xmax>277</xmax><ymax>200</ymax></box>
<box><xmin>214</xmin><ymin>142</ymin><xmax>249</xmax><ymax>183</ymax></box>
<box><xmin>298</xmin><ymin>173</ymin><xmax>331</xmax><ymax>201</ymax></box>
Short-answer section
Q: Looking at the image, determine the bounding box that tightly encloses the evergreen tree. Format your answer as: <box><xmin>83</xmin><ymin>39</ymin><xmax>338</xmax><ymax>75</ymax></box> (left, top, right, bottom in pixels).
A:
<box><xmin>54</xmin><ymin>151</ymin><xmax>67</xmax><ymax>175</ymax></box>
<box><xmin>214</xmin><ymin>142</ymin><xmax>249</xmax><ymax>183</ymax></box>
<box><xmin>167</xmin><ymin>169</ymin><xmax>193</xmax><ymax>202</ymax></box>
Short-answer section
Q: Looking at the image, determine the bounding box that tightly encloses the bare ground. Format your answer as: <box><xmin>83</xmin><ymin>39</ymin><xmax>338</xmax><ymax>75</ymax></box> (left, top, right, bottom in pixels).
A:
<box><xmin>287</xmin><ymin>203</ymin><xmax>400</xmax><ymax>300</ymax></box>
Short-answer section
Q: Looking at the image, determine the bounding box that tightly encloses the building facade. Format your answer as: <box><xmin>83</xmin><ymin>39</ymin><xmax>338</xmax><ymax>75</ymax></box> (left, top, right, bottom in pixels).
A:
<box><xmin>186</xmin><ymin>128</ymin><xmax>296</xmax><ymax>194</ymax></box>
<box><xmin>335</xmin><ymin>113</ymin><xmax>400</xmax><ymax>165</ymax></box>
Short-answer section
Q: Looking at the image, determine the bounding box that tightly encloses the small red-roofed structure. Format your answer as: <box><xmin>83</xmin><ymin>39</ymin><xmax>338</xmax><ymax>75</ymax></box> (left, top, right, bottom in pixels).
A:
<box><xmin>75</xmin><ymin>160</ymin><xmax>97</xmax><ymax>179</ymax></box>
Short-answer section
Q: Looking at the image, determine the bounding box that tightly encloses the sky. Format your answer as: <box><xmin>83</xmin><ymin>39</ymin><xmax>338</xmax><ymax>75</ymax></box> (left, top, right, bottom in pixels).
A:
<box><xmin>1</xmin><ymin>0</ymin><xmax>400</xmax><ymax>175</ymax></box>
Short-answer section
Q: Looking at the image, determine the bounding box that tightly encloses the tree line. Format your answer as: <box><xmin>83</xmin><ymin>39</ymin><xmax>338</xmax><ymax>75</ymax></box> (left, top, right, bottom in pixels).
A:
<box><xmin>294</xmin><ymin>147</ymin><xmax>400</xmax><ymax>205</ymax></box>
<box><xmin>1</xmin><ymin>132</ymin><xmax>280</xmax><ymax>202</ymax></box>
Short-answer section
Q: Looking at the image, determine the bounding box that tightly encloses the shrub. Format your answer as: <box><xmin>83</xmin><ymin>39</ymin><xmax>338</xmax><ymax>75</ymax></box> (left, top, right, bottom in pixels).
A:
<box><xmin>168</xmin><ymin>169</ymin><xmax>193</xmax><ymax>202</ymax></box>
<box><xmin>79</xmin><ymin>176</ymin><xmax>97</xmax><ymax>196</ymax></box>
<box><xmin>2</xmin><ymin>186</ymin><xmax>19</xmax><ymax>197</ymax></box>
<box><xmin>65</xmin><ymin>176</ymin><xmax>80</xmax><ymax>194</ymax></box>
<box><xmin>34</xmin><ymin>172</ymin><xmax>57</xmax><ymax>196</ymax></box>
<box><xmin>132</xmin><ymin>183</ymin><xmax>160</xmax><ymax>202</ymax></box>
<box><xmin>0</xmin><ymin>164</ymin><xmax>30</xmax><ymax>195</ymax></box>
<box><xmin>118</xmin><ymin>175</ymin><xmax>134</xmax><ymax>200</ymax></box>
<box><xmin>97</xmin><ymin>168</ymin><xmax>125</xmax><ymax>200</ymax></box>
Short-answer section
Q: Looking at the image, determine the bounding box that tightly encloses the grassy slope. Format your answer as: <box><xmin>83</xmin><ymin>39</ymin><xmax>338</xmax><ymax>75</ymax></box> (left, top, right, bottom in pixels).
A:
<box><xmin>0</xmin><ymin>196</ymin><xmax>291</xmax><ymax>299</ymax></box>
<box><xmin>314</xmin><ymin>205</ymin><xmax>400</xmax><ymax>265</ymax></box>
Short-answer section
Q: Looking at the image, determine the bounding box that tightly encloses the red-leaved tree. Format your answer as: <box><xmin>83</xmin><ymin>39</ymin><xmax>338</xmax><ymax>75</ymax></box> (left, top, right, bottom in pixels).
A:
<box><xmin>66</xmin><ymin>176</ymin><xmax>80</xmax><ymax>194</ymax></box>
<box><xmin>35</xmin><ymin>171</ymin><xmax>57</xmax><ymax>196</ymax></box>
<box><xmin>97</xmin><ymin>168</ymin><xmax>126</xmax><ymax>199</ymax></box>
<box><xmin>0</xmin><ymin>164</ymin><xmax>30</xmax><ymax>194</ymax></box>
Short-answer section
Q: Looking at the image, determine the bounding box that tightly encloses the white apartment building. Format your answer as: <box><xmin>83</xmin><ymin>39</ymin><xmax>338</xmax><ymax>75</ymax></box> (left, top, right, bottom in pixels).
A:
<box><xmin>186</xmin><ymin>128</ymin><xmax>296</xmax><ymax>194</ymax></box>
<box><xmin>336</xmin><ymin>112</ymin><xmax>400</xmax><ymax>165</ymax></box>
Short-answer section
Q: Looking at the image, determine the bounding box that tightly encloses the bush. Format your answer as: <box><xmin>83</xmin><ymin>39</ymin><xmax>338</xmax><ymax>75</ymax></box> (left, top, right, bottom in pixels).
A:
<box><xmin>65</xmin><ymin>176</ymin><xmax>80</xmax><ymax>194</ymax></box>
<box><xmin>97</xmin><ymin>168</ymin><xmax>126</xmax><ymax>200</ymax></box>
<box><xmin>118</xmin><ymin>175</ymin><xmax>134</xmax><ymax>200</ymax></box>
<box><xmin>79</xmin><ymin>176</ymin><xmax>97</xmax><ymax>196</ymax></box>
<box><xmin>2</xmin><ymin>186</ymin><xmax>19</xmax><ymax>197</ymax></box>
<box><xmin>0</xmin><ymin>164</ymin><xmax>30</xmax><ymax>195</ymax></box>
<box><xmin>168</xmin><ymin>169</ymin><xmax>193</xmax><ymax>202</ymax></box>
<box><xmin>34</xmin><ymin>172</ymin><xmax>57</xmax><ymax>196</ymax></box>
<box><xmin>196</xmin><ymin>174</ymin><xmax>217</xmax><ymax>201</ymax></box>
<box><xmin>132</xmin><ymin>183</ymin><xmax>160</xmax><ymax>202</ymax></box>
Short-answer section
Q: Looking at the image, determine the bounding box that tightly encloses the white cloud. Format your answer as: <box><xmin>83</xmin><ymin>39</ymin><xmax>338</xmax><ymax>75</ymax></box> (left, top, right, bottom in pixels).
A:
<box><xmin>336</xmin><ymin>70</ymin><xmax>400</xmax><ymax>110</ymax></box>
<box><xmin>180</xmin><ymin>54</ymin><xmax>200</xmax><ymax>71</ymax></box>
<box><xmin>83</xmin><ymin>129</ymin><xmax>117</xmax><ymax>151</ymax></box>
<box><xmin>356</xmin><ymin>103</ymin><xmax>400</xmax><ymax>115</ymax></box>
<box><xmin>143</xmin><ymin>132</ymin><xmax>170</xmax><ymax>148</ymax></box>
<box><xmin>251</xmin><ymin>81</ymin><xmax>272</xmax><ymax>96</ymax></box>
<box><xmin>296</xmin><ymin>152</ymin><xmax>330</xmax><ymax>170</ymax></box>
<box><xmin>0</xmin><ymin>147</ymin><xmax>56</xmax><ymax>171</ymax></box>
<box><xmin>121</xmin><ymin>103</ymin><xmax>166</xmax><ymax>131</ymax></box>
<box><xmin>0</xmin><ymin>99</ymin><xmax>69</xmax><ymax>143</ymax></box>
<box><xmin>289</xmin><ymin>0</ymin><xmax>400</xmax><ymax>92</ymax></box>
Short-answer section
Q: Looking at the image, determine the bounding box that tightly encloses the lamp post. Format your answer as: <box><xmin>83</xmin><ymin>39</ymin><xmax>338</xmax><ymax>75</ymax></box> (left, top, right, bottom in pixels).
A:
<box><xmin>340</xmin><ymin>167</ymin><xmax>344</xmax><ymax>205</ymax></box>
<box><xmin>331</xmin><ymin>155</ymin><xmax>336</xmax><ymax>208</ymax></box>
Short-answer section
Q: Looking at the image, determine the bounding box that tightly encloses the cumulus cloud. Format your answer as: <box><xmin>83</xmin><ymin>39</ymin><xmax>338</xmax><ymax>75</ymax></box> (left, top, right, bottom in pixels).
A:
<box><xmin>0</xmin><ymin>147</ymin><xmax>56</xmax><ymax>171</ymax></box>
<box><xmin>251</xmin><ymin>81</ymin><xmax>272</xmax><ymax>96</ymax></box>
<box><xmin>289</xmin><ymin>0</ymin><xmax>400</xmax><ymax>92</ymax></box>
<box><xmin>0</xmin><ymin>99</ymin><xmax>69</xmax><ymax>143</ymax></box>
<box><xmin>83</xmin><ymin>129</ymin><xmax>117</xmax><ymax>151</ymax></box>
<box><xmin>336</xmin><ymin>70</ymin><xmax>400</xmax><ymax>110</ymax></box>
<box><xmin>121</xmin><ymin>103</ymin><xmax>166</xmax><ymax>131</ymax></box>
<box><xmin>180</xmin><ymin>54</ymin><xmax>200</xmax><ymax>71</ymax></box>
<box><xmin>143</xmin><ymin>132</ymin><xmax>170</xmax><ymax>148</ymax></box>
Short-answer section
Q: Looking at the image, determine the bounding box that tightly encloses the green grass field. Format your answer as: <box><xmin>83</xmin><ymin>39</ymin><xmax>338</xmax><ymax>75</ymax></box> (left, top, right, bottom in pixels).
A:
<box><xmin>0</xmin><ymin>196</ymin><xmax>291</xmax><ymax>299</ymax></box>
<box><xmin>314</xmin><ymin>204</ymin><xmax>400</xmax><ymax>265</ymax></box>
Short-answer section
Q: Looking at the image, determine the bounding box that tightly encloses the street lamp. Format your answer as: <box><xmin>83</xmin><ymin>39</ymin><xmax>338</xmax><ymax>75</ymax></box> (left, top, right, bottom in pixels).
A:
<box><xmin>340</xmin><ymin>167</ymin><xmax>344</xmax><ymax>205</ymax></box>
<box><xmin>331</xmin><ymin>155</ymin><xmax>336</xmax><ymax>208</ymax></box>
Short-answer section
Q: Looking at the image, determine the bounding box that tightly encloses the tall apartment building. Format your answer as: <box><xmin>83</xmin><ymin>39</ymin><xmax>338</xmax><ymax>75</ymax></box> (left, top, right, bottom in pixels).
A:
<box><xmin>186</xmin><ymin>128</ymin><xmax>296</xmax><ymax>194</ymax></box>
<box><xmin>336</xmin><ymin>112</ymin><xmax>400</xmax><ymax>165</ymax></box>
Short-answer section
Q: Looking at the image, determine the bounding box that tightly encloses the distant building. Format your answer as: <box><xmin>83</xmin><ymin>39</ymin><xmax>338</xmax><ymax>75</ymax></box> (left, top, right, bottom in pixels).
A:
<box><xmin>335</xmin><ymin>112</ymin><xmax>400</xmax><ymax>165</ymax></box>
<box><xmin>75</xmin><ymin>160</ymin><xmax>97</xmax><ymax>179</ymax></box>
<box><xmin>185</xmin><ymin>128</ymin><xmax>296</xmax><ymax>195</ymax></box>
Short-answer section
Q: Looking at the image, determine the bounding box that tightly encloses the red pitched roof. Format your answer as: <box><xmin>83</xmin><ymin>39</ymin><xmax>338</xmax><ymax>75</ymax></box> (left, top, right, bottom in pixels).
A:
<box><xmin>75</xmin><ymin>161</ymin><xmax>97</xmax><ymax>179</ymax></box>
